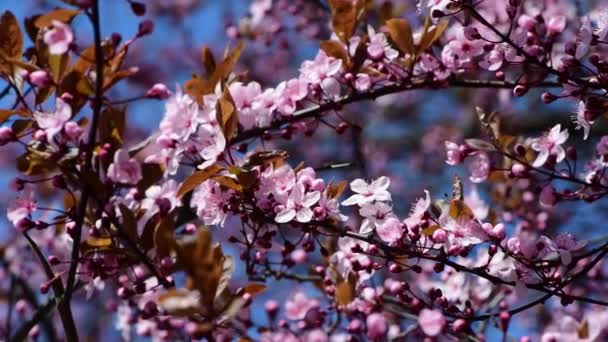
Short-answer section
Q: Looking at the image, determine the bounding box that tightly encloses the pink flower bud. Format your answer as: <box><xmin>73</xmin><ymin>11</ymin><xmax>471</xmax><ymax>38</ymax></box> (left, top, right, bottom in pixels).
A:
<box><xmin>492</xmin><ymin>223</ymin><xmax>506</xmax><ymax>240</ymax></box>
<box><xmin>16</xmin><ymin>299</ymin><xmax>28</xmax><ymax>315</ymax></box>
<box><xmin>63</xmin><ymin>121</ymin><xmax>83</xmax><ymax>140</ymax></box>
<box><xmin>145</xmin><ymin>83</ymin><xmax>171</xmax><ymax>99</ymax></box>
<box><xmin>40</xmin><ymin>282</ymin><xmax>50</xmax><ymax>294</ymax></box>
<box><xmin>348</xmin><ymin>319</ymin><xmax>362</xmax><ymax>333</ymax></box>
<box><xmin>539</xmin><ymin>185</ymin><xmax>558</xmax><ymax>207</ymax></box>
<box><xmin>290</xmin><ymin>249</ymin><xmax>308</xmax><ymax>264</ymax></box>
<box><xmin>137</xmin><ymin>20</ymin><xmax>155</xmax><ymax>37</ymax></box>
<box><xmin>432</xmin><ymin>229</ymin><xmax>447</xmax><ymax>243</ymax></box>
<box><xmin>0</xmin><ymin>126</ymin><xmax>15</xmax><ymax>145</ymax></box>
<box><xmin>366</xmin><ymin>313</ymin><xmax>388</xmax><ymax>339</ymax></box>
<box><xmin>28</xmin><ymin>70</ymin><xmax>52</xmax><ymax>87</ymax></box>
<box><xmin>264</xmin><ymin>300</ymin><xmax>279</xmax><ymax>316</ymax></box>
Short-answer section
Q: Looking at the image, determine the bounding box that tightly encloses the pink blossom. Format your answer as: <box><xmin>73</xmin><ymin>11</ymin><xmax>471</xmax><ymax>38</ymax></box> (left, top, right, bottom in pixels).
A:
<box><xmin>251</xmin><ymin>88</ymin><xmax>278</xmax><ymax>127</ymax></box>
<box><xmin>572</xmin><ymin>100</ymin><xmax>592</xmax><ymax>140</ymax></box>
<box><xmin>285</xmin><ymin>291</ymin><xmax>320</xmax><ymax>320</ymax></box>
<box><xmin>376</xmin><ymin>217</ymin><xmax>404</xmax><ymax>243</ymax></box>
<box><xmin>342</xmin><ymin>176</ymin><xmax>391</xmax><ymax>206</ymax></box>
<box><xmin>275</xmin><ymin>184</ymin><xmax>320</xmax><ymax>223</ymax></box>
<box><xmin>63</xmin><ymin>121</ymin><xmax>83</xmax><ymax>140</ymax></box>
<box><xmin>366</xmin><ymin>313</ymin><xmax>388</xmax><ymax>339</ymax></box>
<box><xmin>595</xmin><ymin>9</ymin><xmax>608</xmax><ymax>41</ymax></box>
<box><xmin>107</xmin><ymin>149</ymin><xmax>143</xmax><ymax>185</ymax></box>
<box><xmin>7</xmin><ymin>185</ymin><xmax>36</xmax><ymax>229</ymax></box>
<box><xmin>141</xmin><ymin>180</ymin><xmax>181</xmax><ymax>221</ymax></box>
<box><xmin>43</xmin><ymin>20</ymin><xmax>73</xmax><ymax>55</ymax></box>
<box><xmin>191</xmin><ymin>180</ymin><xmax>232</xmax><ymax>226</ymax></box>
<box><xmin>191</xmin><ymin>124</ymin><xmax>226</xmax><ymax>169</ymax></box>
<box><xmin>159</xmin><ymin>88</ymin><xmax>199</xmax><ymax>142</ymax></box>
<box><xmin>230</xmin><ymin>81</ymin><xmax>262</xmax><ymax>129</ymax></box>
<box><xmin>305</xmin><ymin>330</ymin><xmax>328</xmax><ymax>342</ymax></box>
<box><xmin>300</xmin><ymin>51</ymin><xmax>342</xmax><ymax>83</ymax></box>
<box><xmin>317</xmin><ymin>191</ymin><xmax>347</xmax><ymax>221</ymax></box>
<box><xmin>479</xmin><ymin>48</ymin><xmax>505</xmax><ymax>71</ymax></box>
<box><xmin>464</xmin><ymin>187</ymin><xmax>488</xmax><ymax>220</ymax></box>
<box><xmin>355</xmin><ymin>73</ymin><xmax>371</xmax><ymax>92</ymax></box>
<box><xmin>418</xmin><ymin>308</ymin><xmax>446</xmax><ymax>337</ymax></box>
<box><xmin>296</xmin><ymin>167</ymin><xmax>324</xmax><ymax>192</ymax></box>
<box><xmin>445</xmin><ymin>141</ymin><xmax>463</xmax><ymax>165</ymax></box>
<box><xmin>359</xmin><ymin>201</ymin><xmax>394</xmax><ymax>234</ymax></box>
<box><xmin>366</xmin><ymin>26</ymin><xmax>399</xmax><ymax>61</ymax></box>
<box><xmin>538</xmin><ymin>233</ymin><xmax>586</xmax><ymax>265</ymax></box>
<box><xmin>547</xmin><ymin>16</ymin><xmax>567</xmax><ymax>36</ymax></box>
<box><xmin>404</xmin><ymin>190</ymin><xmax>431</xmax><ymax>228</ymax></box>
<box><xmin>575</xmin><ymin>17</ymin><xmax>593</xmax><ymax>59</ymax></box>
<box><xmin>448</xmin><ymin>36</ymin><xmax>484</xmax><ymax>61</ymax></box>
<box><xmin>469</xmin><ymin>152</ymin><xmax>490</xmax><ymax>183</ymax></box>
<box><xmin>256</xmin><ymin>163</ymin><xmax>296</xmax><ymax>204</ymax></box>
<box><xmin>33</xmin><ymin>98</ymin><xmax>72</xmax><ymax>142</ymax></box>
<box><xmin>531</xmin><ymin>124</ymin><xmax>569</xmax><ymax>167</ymax></box>
<box><xmin>260</xmin><ymin>331</ymin><xmax>300</xmax><ymax>342</ymax></box>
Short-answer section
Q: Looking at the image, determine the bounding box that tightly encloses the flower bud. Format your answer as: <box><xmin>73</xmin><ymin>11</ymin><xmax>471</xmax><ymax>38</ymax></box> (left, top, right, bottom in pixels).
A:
<box><xmin>40</xmin><ymin>282</ymin><xmax>50</xmax><ymax>294</ymax></box>
<box><xmin>513</xmin><ymin>85</ymin><xmax>528</xmax><ymax>97</ymax></box>
<box><xmin>137</xmin><ymin>20</ymin><xmax>154</xmax><ymax>37</ymax></box>
<box><xmin>541</xmin><ymin>92</ymin><xmax>557</xmax><ymax>104</ymax></box>
<box><xmin>463</xmin><ymin>27</ymin><xmax>481</xmax><ymax>40</ymax></box>
<box><xmin>539</xmin><ymin>185</ymin><xmax>558</xmax><ymax>207</ymax></box>
<box><xmin>0</xmin><ymin>126</ymin><xmax>15</xmax><ymax>145</ymax></box>
<box><xmin>145</xmin><ymin>83</ymin><xmax>171</xmax><ymax>99</ymax></box>
<box><xmin>28</xmin><ymin>70</ymin><xmax>52</xmax><ymax>87</ymax></box>
<box><xmin>64</xmin><ymin>121</ymin><xmax>83</xmax><ymax>140</ymax></box>
<box><xmin>130</xmin><ymin>1</ymin><xmax>146</xmax><ymax>16</ymax></box>
<box><xmin>265</xmin><ymin>300</ymin><xmax>279</xmax><ymax>317</ymax></box>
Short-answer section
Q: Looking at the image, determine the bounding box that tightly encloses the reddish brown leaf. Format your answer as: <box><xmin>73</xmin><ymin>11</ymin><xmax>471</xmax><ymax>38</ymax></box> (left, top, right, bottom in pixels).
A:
<box><xmin>386</xmin><ymin>18</ymin><xmax>414</xmax><ymax>55</ymax></box>
<box><xmin>34</xmin><ymin>9</ymin><xmax>80</xmax><ymax>28</ymax></box>
<box><xmin>0</xmin><ymin>11</ymin><xmax>23</xmax><ymax>60</ymax></box>
<box><xmin>177</xmin><ymin>164</ymin><xmax>224</xmax><ymax>198</ymax></box>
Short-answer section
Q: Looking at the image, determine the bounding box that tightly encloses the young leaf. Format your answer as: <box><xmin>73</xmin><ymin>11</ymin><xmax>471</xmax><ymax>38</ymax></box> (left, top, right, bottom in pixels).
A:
<box><xmin>448</xmin><ymin>200</ymin><xmax>474</xmax><ymax>221</ymax></box>
<box><xmin>320</xmin><ymin>40</ymin><xmax>349</xmax><ymax>66</ymax></box>
<box><xmin>34</xmin><ymin>9</ymin><xmax>80</xmax><ymax>28</ymax></box>
<box><xmin>327</xmin><ymin>180</ymin><xmax>348</xmax><ymax>199</ymax></box>
<box><xmin>118</xmin><ymin>204</ymin><xmax>138</xmax><ymax>242</ymax></box>
<box><xmin>154</xmin><ymin>218</ymin><xmax>178</xmax><ymax>258</ymax></box>
<box><xmin>0</xmin><ymin>108</ymin><xmax>30</xmax><ymax>124</ymax></box>
<box><xmin>386</xmin><ymin>18</ymin><xmax>414</xmax><ymax>55</ymax></box>
<box><xmin>216</xmin><ymin>87</ymin><xmax>237</xmax><ymax>141</ymax></box>
<box><xmin>335</xmin><ymin>272</ymin><xmax>357</xmax><ymax>306</ymax></box>
<box><xmin>242</xmin><ymin>150</ymin><xmax>288</xmax><ymax>168</ymax></box>
<box><xmin>0</xmin><ymin>11</ymin><xmax>23</xmax><ymax>60</ymax></box>
<box><xmin>184</xmin><ymin>76</ymin><xmax>213</xmax><ymax>103</ymax></box>
<box><xmin>212</xmin><ymin>175</ymin><xmax>242</xmax><ymax>192</ymax></box>
<box><xmin>177</xmin><ymin>164</ymin><xmax>223</xmax><ymax>198</ymax></box>
<box><xmin>328</xmin><ymin>0</ymin><xmax>358</xmax><ymax>42</ymax></box>
<box><xmin>210</xmin><ymin>41</ymin><xmax>245</xmax><ymax>86</ymax></box>
<box><xmin>201</xmin><ymin>45</ymin><xmax>216</xmax><ymax>76</ymax></box>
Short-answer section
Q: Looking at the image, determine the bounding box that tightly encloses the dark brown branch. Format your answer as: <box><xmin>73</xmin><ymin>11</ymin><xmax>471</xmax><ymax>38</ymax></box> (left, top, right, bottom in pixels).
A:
<box><xmin>232</xmin><ymin>79</ymin><xmax>561</xmax><ymax>145</ymax></box>
<box><xmin>65</xmin><ymin>0</ymin><xmax>105</xmax><ymax>301</ymax></box>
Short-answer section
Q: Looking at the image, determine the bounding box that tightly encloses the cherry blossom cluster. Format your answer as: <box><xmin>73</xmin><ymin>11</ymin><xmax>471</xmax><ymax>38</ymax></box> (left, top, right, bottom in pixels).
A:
<box><xmin>3</xmin><ymin>0</ymin><xmax>608</xmax><ymax>341</ymax></box>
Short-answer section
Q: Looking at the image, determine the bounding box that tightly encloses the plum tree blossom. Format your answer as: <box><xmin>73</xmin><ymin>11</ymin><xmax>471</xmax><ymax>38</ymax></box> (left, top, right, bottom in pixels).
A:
<box><xmin>3</xmin><ymin>0</ymin><xmax>608</xmax><ymax>341</ymax></box>
<box><xmin>531</xmin><ymin>124</ymin><xmax>570</xmax><ymax>167</ymax></box>
<box><xmin>107</xmin><ymin>149</ymin><xmax>143</xmax><ymax>185</ymax></box>
<box><xmin>33</xmin><ymin>97</ymin><xmax>72</xmax><ymax>143</ymax></box>
<box><xmin>43</xmin><ymin>20</ymin><xmax>74</xmax><ymax>55</ymax></box>
<box><xmin>341</xmin><ymin>177</ymin><xmax>391</xmax><ymax>206</ymax></box>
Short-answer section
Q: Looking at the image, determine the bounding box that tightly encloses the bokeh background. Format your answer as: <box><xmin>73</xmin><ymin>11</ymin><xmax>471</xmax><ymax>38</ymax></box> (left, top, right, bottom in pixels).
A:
<box><xmin>1</xmin><ymin>0</ymin><xmax>608</xmax><ymax>340</ymax></box>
